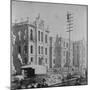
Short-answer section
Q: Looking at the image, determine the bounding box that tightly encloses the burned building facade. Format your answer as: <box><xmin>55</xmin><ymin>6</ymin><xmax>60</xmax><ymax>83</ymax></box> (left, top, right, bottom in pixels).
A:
<box><xmin>54</xmin><ymin>35</ymin><xmax>73</xmax><ymax>70</ymax></box>
<box><xmin>12</xmin><ymin>22</ymin><xmax>29</xmax><ymax>74</ymax></box>
<box><xmin>11</xmin><ymin>16</ymin><xmax>50</xmax><ymax>74</ymax></box>
<box><xmin>35</xmin><ymin>16</ymin><xmax>50</xmax><ymax>69</ymax></box>
<box><xmin>73</xmin><ymin>40</ymin><xmax>87</xmax><ymax>74</ymax></box>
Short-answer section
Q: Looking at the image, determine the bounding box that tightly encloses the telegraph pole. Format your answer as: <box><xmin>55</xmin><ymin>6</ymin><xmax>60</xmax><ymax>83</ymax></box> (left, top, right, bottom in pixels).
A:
<box><xmin>66</xmin><ymin>11</ymin><xmax>73</xmax><ymax>73</ymax></box>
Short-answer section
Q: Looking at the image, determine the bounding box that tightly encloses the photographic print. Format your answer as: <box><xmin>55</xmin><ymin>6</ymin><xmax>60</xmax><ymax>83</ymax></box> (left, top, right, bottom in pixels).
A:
<box><xmin>11</xmin><ymin>0</ymin><xmax>88</xmax><ymax>89</ymax></box>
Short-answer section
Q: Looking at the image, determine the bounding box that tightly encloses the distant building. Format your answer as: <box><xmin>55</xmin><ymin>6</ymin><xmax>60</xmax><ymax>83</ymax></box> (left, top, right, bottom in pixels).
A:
<box><xmin>54</xmin><ymin>35</ymin><xmax>62</xmax><ymax>68</ymax></box>
<box><xmin>73</xmin><ymin>41</ymin><xmax>80</xmax><ymax>68</ymax></box>
<box><xmin>49</xmin><ymin>36</ymin><xmax>56</xmax><ymax>68</ymax></box>
<box><xmin>49</xmin><ymin>37</ymin><xmax>53</xmax><ymax>68</ymax></box>
<box><xmin>54</xmin><ymin>35</ymin><xmax>73</xmax><ymax>69</ymax></box>
<box><xmin>73</xmin><ymin>40</ymin><xmax>87</xmax><ymax>73</ymax></box>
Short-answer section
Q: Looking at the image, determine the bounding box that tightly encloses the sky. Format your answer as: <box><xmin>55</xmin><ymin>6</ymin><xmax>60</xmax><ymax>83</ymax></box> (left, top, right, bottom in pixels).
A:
<box><xmin>12</xmin><ymin>1</ymin><xmax>87</xmax><ymax>41</ymax></box>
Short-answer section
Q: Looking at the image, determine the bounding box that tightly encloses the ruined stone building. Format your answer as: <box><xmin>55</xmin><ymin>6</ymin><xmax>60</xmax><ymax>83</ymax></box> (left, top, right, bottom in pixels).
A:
<box><xmin>35</xmin><ymin>15</ymin><xmax>50</xmax><ymax>69</ymax></box>
<box><xmin>53</xmin><ymin>35</ymin><xmax>87</xmax><ymax>73</ymax></box>
<box><xmin>12</xmin><ymin>21</ymin><xmax>29</xmax><ymax>74</ymax></box>
<box><xmin>73</xmin><ymin>40</ymin><xmax>87</xmax><ymax>73</ymax></box>
<box><xmin>49</xmin><ymin>36</ymin><xmax>56</xmax><ymax>69</ymax></box>
<box><xmin>11</xmin><ymin>15</ymin><xmax>50</xmax><ymax>74</ymax></box>
<box><xmin>54</xmin><ymin>35</ymin><xmax>73</xmax><ymax>70</ymax></box>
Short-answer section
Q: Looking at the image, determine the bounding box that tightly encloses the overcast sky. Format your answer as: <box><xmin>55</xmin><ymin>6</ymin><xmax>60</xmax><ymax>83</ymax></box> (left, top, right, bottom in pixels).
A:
<box><xmin>12</xmin><ymin>1</ymin><xmax>87</xmax><ymax>41</ymax></box>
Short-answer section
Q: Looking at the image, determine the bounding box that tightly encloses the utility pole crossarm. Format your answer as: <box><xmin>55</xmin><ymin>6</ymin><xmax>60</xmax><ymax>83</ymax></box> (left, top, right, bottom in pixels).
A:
<box><xmin>66</xmin><ymin>30</ymin><xmax>73</xmax><ymax>32</ymax></box>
